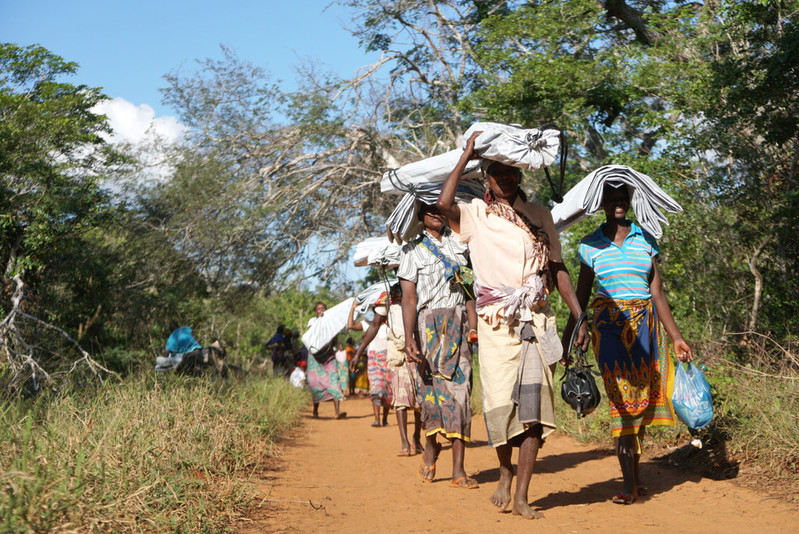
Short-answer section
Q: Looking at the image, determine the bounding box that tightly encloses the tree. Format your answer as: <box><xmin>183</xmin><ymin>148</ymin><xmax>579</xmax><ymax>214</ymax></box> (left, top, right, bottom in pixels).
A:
<box><xmin>0</xmin><ymin>43</ymin><xmax>119</xmax><ymax>391</ymax></box>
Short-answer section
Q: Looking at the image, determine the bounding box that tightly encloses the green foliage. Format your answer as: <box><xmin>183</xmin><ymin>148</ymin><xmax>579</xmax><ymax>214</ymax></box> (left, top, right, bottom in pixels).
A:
<box><xmin>0</xmin><ymin>43</ymin><xmax>121</xmax><ymax>279</ymax></box>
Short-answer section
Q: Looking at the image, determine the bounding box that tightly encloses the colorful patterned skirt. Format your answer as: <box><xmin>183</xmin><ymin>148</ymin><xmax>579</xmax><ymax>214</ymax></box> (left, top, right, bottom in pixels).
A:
<box><xmin>415</xmin><ymin>306</ymin><xmax>472</xmax><ymax>441</ymax></box>
<box><xmin>592</xmin><ymin>297</ymin><xmax>675</xmax><ymax>437</ymax></box>
<box><xmin>390</xmin><ymin>359</ymin><xmax>420</xmax><ymax>411</ymax></box>
<box><xmin>336</xmin><ymin>360</ymin><xmax>349</xmax><ymax>392</ymax></box>
<box><xmin>306</xmin><ymin>353</ymin><xmax>344</xmax><ymax>403</ymax></box>
<box><xmin>352</xmin><ymin>356</ymin><xmax>370</xmax><ymax>393</ymax></box>
<box><xmin>367</xmin><ymin>349</ymin><xmax>393</xmax><ymax>405</ymax></box>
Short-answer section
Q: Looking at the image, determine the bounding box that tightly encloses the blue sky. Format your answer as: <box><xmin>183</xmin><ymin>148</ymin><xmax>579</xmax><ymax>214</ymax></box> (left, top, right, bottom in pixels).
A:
<box><xmin>2</xmin><ymin>0</ymin><xmax>377</xmax><ymax>117</ymax></box>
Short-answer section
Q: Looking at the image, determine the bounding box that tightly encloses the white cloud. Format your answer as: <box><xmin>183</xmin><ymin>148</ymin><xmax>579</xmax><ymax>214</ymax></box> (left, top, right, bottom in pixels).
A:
<box><xmin>93</xmin><ymin>97</ymin><xmax>186</xmax><ymax>145</ymax></box>
<box><xmin>92</xmin><ymin>97</ymin><xmax>188</xmax><ymax>185</ymax></box>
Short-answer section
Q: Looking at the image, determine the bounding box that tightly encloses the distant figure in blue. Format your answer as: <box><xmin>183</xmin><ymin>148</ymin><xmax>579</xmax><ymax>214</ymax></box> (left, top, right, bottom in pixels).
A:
<box><xmin>158</xmin><ymin>322</ymin><xmax>202</xmax><ymax>369</ymax></box>
<box><xmin>265</xmin><ymin>325</ymin><xmax>289</xmax><ymax>372</ymax></box>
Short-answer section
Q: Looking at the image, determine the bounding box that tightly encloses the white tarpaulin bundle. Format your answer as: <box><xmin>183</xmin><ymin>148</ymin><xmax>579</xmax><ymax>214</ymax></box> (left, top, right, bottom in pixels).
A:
<box><xmin>353</xmin><ymin>236</ymin><xmax>403</xmax><ymax>268</ymax></box>
<box><xmin>550</xmin><ymin>165</ymin><xmax>683</xmax><ymax>238</ymax></box>
<box><xmin>380</xmin><ymin>149</ymin><xmax>482</xmax><ymax>194</ymax></box>
<box><xmin>462</xmin><ymin>122</ymin><xmax>561</xmax><ymax>171</ymax></box>
<box><xmin>353</xmin><ymin>280</ymin><xmax>397</xmax><ymax>318</ymax></box>
<box><xmin>301</xmin><ymin>297</ymin><xmax>355</xmax><ymax>355</ymax></box>
<box><xmin>385</xmin><ymin>180</ymin><xmax>485</xmax><ymax>244</ymax></box>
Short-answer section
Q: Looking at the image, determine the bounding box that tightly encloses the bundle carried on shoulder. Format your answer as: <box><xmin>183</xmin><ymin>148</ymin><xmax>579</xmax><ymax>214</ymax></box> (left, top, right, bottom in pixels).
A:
<box><xmin>353</xmin><ymin>236</ymin><xmax>403</xmax><ymax>268</ymax></box>
<box><xmin>301</xmin><ymin>298</ymin><xmax>355</xmax><ymax>355</ymax></box>
<box><xmin>353</xmin><ymin>280</ymin><xmax>398</xmax><ymax>319</ymax></box>
<box><xmin>550</xmin><ymin>164</ymin><xmax>683</xmax><ymax>238</ymax></box>
<box><xmin>462</xmin><ymin>122</ymin><xmax>561</xmax><ymax>171</ymax></box>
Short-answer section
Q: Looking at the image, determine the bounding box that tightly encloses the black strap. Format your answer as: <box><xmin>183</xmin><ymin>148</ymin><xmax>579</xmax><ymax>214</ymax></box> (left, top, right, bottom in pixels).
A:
<box><xmin>542</xmin><ymin>127</ymin><xmax>567</xmax><ymax>204</ymax></box>
<box><xmin>561</xmin><ymin>312</ymin><xmax>598</xmax><ymax>379</ymax></box>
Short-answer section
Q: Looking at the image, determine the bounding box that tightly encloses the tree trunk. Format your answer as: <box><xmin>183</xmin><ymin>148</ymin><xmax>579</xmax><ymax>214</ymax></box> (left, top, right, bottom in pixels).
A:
<box><xmin>747</xmin><ymin>233</ymin><xmax>774</xmax><ymax>331</ymax></box>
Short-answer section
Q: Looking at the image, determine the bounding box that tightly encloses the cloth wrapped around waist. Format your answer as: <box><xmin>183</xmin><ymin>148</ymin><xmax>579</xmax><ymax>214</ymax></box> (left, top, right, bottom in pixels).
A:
<box><xmin>476</xmin><ymin>278</ymin><xmax>562</xmax><ymax>426</ymax></box>
<box><xmin>417</xmin><ymin>304</ymin><xmax>468</xmax><ymax>381</ymax></box>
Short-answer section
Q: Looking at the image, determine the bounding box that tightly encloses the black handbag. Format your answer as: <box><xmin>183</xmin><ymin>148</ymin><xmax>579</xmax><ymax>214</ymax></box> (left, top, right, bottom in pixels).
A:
<box><xmin>560</xmin><ymin>313</ymin><xmax>601</xmax><ymax>418</ymax></box>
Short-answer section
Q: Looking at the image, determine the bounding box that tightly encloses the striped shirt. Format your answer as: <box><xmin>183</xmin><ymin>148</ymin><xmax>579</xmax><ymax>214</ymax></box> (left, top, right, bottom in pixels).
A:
<box><xmin>397</xmin><ymin>229</ymin><xmax>469</xmax><ymax>311</ymax></box>
<box><xmin>578</xmin><ymin>223</ymin><xmax>659</xmax><ymax>300</ymax></box>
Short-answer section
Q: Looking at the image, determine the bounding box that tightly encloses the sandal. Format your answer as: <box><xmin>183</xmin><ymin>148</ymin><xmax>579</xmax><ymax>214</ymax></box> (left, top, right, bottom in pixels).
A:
<box><xmin>636</xmin><ymin>485</ymin><xmax>648</xmax><ymax>497</ymax></box>
<box><xmin>612</xmin><ymin>492</ymin><xmax>636</xmax><ymax>505</ymax></box>
<box><xmin>450</xmin><ymin>476</ymin><xmax>479</xmax><ymax>489</ymax></box>
<box><xmin>417</xmin><ymin>443</ymin><xmax>442</xmax><ymax>483</ymax></box>
<box><xmin>371</xmin><ymin>421</ymin><xmax>381</xmax><ymax>427</ymax></box>
<box><xmin>397</xmin><ymin>448</ymin><xmax>412</xmax><ymax>457</ymax></box>
<box><xmin>410</xmin><ymin>443</ymin><xmax>423</xmax><ymax>455</ymax></box>
<box><xmin>418</xmin><ymin>461</ymin><xmax>436</xmax><ymax>482</ymax></box>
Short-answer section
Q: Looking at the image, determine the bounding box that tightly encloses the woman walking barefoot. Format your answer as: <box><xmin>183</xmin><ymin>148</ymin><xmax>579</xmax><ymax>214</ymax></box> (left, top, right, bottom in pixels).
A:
<box><xmin>373</xmin><ymin>284</ymin><xmax>424</xmax><ymax>455</ymax></box>
<box><xmin>349</xmin><ymin>300</ymin><xmax>392</xmax><ymax>427</ymax></box>
<box><xmin>562</xmin><ymin>183</ymin><xmax>692</xmax><ymax>504</ymax></box>
<box><xmin>437</xmin><ymin>132</ymin><xmax>588</xmax><ymax>517</ymax></box>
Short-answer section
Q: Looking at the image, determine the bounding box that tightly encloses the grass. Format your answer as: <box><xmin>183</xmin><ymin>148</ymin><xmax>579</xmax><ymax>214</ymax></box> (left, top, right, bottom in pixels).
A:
<box><xmin>0</xmin><ymin>372</ymin><xmax>308</xmax><ymax>533</ymax></box>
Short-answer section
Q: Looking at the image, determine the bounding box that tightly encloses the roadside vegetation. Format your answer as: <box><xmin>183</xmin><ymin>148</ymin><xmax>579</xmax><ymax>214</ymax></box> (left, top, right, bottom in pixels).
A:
<box><xmin>0</xmin><ymin>373</ymin><xmax>308</xmax><ymax>533</ymax></box>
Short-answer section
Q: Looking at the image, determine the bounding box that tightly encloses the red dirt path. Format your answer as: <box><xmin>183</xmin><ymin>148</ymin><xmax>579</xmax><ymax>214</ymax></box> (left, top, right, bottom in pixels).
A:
<box><xmin>242</xmin><ymin>397</ymin><xmax>798</xmax><ymax>533</ymax></box>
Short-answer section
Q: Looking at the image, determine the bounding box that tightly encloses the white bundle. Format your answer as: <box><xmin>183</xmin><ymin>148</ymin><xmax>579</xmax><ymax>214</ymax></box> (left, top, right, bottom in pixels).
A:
<box><xmin>385</xmin><ymin>180</ymin><xmax>485</xmax><ymax>244</ymax></box>
<box><xmin>353</xmin><ymin>236</ymin><xmax>403</xmax><ymax>268</ymax></box>
<box><xmin>354</xmin><ymin>280</ymin><xmax>397</xmax><ymax>318</ymax></box>
<box><xmin>462</xmin><ymin>122</ymin><xmax>561</xmax><ymax>171</ymax></box>
<box><xmin>380</xmin><ymin>149</ymin><xmax>482</xmax><ymax>194</ymax></box>
<box><xmin>301</xmin><ymin>297</ymin><xmax>355</xmax><ymax>355</ymax></box>
<box><xmin>550</xmin><ymin>165</ymin><xmax>683</xmax><ymax>238</ymax></box>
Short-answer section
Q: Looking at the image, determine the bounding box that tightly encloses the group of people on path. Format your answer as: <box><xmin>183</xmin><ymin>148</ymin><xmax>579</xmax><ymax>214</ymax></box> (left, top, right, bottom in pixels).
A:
<box><xmin>300</xmin><ymin>131</ymin><xmax>694</xmax><ymax>516</ymax></box>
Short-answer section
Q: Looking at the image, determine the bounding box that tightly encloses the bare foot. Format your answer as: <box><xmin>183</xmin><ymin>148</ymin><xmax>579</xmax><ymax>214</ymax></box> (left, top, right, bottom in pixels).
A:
<box><xmin>489</xmin><ymin>467</ymin><xmax>513</xmax><ymax>510</ymax></box>
<box><xmin>511</xmin><ymin>498</ymin><xmax>544</xmax><ymax>519</ymax></box>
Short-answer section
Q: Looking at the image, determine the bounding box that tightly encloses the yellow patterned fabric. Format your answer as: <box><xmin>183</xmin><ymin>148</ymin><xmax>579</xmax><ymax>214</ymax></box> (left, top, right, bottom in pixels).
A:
<box><xmin>591</xmin><ymin>298</ymin><xmax>675</xmax><ymax>437</ymax></box>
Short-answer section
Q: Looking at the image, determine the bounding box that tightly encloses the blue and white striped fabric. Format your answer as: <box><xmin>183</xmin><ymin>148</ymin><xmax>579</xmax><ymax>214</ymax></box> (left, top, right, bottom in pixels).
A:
<box><xmin>578</xmin><ymin>223</ymin><xmax>659</xmax><ymax>300</ymax></box>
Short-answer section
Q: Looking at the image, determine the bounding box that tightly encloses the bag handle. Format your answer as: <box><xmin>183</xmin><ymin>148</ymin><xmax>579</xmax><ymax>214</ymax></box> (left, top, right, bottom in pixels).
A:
<box><xmin>561</xmin><ymin>312</ymin><xmax>598</xmax><ymax>380</ymax></box>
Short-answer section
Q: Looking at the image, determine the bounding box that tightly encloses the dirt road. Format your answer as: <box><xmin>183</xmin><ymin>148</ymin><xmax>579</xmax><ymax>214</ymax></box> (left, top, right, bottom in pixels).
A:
<box><xmin>244</xmin><ymin>397</ymin><xmax>798</xmax><ymax>533</ymax></box>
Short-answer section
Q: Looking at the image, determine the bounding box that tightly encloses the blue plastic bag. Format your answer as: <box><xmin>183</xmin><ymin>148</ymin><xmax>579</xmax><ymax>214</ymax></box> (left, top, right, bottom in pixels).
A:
<box><xmin>672</xmin><ymin>362</ymin><xmax>713</xmax><ymax>429</ymax></box>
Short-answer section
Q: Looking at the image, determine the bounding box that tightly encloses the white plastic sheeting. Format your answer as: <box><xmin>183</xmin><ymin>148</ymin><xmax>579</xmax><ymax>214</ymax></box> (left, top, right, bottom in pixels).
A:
<box><xmin>353</xmin><ymin>236</ymin><xmax>403</xmax><ymax>268</ymax></box>
<box><xmin>384</xmin><ymin>181</ymin><xmax>485</xmax><ymax>244</ymax></box>
<box><xmin>550</xmin><ymin>165</ymin><xmax>683</xmax><ymax>238</ymax></box>
<box><xmin>462</xmin><ymin>122</ymin><xmax>561</xmax><ymax>171</ymax></box>
<box><xmin>380</xmin><ymin>149</ymin><xmax>482</xmax><ymax>194</ymax></box>
<box><xmin>353</xmin><ymin>279</ymin><xmax>397</xmax><ymax>318</ymax></box>
<box><xmin>301</xmin><ymin>297</ymin><xmax>355</xmax><ymax>355</ymax></box>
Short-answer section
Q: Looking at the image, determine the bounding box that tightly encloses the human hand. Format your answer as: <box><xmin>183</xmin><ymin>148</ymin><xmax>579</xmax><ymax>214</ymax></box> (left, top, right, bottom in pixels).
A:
<box><xmin>674</xmin><ymin>339</ymin><xmax>693</xmax><ymax>362</ymax></box>
<box><xmin>576</xmin><ymin>321</ymin><xmax>590</xmax><ymax>351</ymax></box>
<box><xmin>464</xmin><ymin>131</ymin><xmax>483</xmax><ymax>160</ymax></box>
<box><xmin>405</xmin><ymin>341</ymin><xmax>422</xmax><ymax>364</ymax></box>
<box><xmin>349</xmin><ymin>357</ymin><xmax>360</xmax><ymax>373</ymax></box>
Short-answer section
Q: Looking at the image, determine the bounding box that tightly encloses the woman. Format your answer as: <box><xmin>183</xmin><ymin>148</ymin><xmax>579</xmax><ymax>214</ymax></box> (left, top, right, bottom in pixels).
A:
<box><xmin>335</xmin><ymin>342</ymin><xmax>349</xmax><ymax>396</ymax></box>
<box><xmin>400</xmin><ymin>201</ymin><xmax>478</xmax><ymax>490</ymax></box>
<box><xmin>305</xmin><ymin>300</ymin><xmax>347</xmax><ymax>419</ymax></box>
<box><xmin>305</xmin><ymin>338</ymin><xmax>347</xmax><ymax>419</ymax></box>
<box><xmin>437</xmin><ymin>132</ymin><xmax>588</xmax><ymax>518</ymax></box>
<box><xmin>564</xmin><ymin>183</ymin><xmax>692</xmax><ymax>504</ymax></box>
<box><xmin>349</xmin><ymin>300</ymin><xmax>392</xmax><ymax>426</ymax></box>
<box><xmin>375</xmin><ymin>283</ymin><xmax>424</xmax><ymax>456</ymax></box>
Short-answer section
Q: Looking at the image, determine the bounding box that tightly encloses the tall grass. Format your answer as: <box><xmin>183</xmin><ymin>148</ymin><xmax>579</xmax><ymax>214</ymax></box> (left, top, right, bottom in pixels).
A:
<box><xmin>0</xmin><ymin>373</ymin><xmax>308</xmax><ymax>533</ymax></box>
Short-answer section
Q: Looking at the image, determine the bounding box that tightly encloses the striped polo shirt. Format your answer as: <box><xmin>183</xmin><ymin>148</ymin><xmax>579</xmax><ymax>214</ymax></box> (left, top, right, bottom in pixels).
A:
<box><xmin>578</xmin><ymin>223</ymin><xmax>659</xmax><ymax>300</ymax></box>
